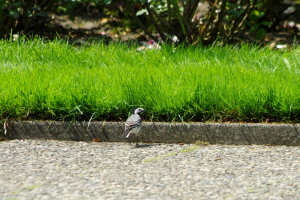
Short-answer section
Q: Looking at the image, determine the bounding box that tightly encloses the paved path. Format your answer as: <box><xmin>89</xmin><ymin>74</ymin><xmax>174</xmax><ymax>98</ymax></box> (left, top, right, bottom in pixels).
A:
<box><xmin>1</xmin><ymin>140</ymin><xmax>300</xmax><ymax>199</ymax></box>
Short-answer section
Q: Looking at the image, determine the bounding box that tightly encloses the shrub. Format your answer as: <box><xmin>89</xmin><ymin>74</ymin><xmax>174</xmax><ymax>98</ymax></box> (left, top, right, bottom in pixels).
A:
<box><xmin>103</xmin><ymin>0</ymin><xmax>293</xmax><ymax>45</ymax></box>
<box><xmin>0</xmin><ymin>0</ymin><xmax>82</xmax><ymax>40</ymax></box>
<box><xmin>2</xmin><ymin>0</ymin><xmax>299</xmax><ymax>45</ymax></box>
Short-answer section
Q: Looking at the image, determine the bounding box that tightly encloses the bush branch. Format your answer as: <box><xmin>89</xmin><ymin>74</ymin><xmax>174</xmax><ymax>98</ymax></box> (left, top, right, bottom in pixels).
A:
<box><xmin>211</xmin><ymin>0</ymin><xmax>228</xmax><ymax>40</ymax></box>
<box><xmin>237</xmin><ymin>0</ymin><xmax>258</xmax><ymax>29</ymax></box>
<box><xmin>145</xmin><ymin>1</ymin><xmax>167</xmax><ymax>41</ymax></box>
<box><xmin>197</xmin><ymin>0</ymin><xmax>218</xmax><ymax>43</ymax></box>
<box><xmin>127</xmin><ymin>5</ymin><xmax>159</xmax><ymax>43</ymax></box>
<box><xmin>167</xmin><ymin>0</ymin><xmax>172</xmax><ymax>23</ymax></box>
<box><xmin>184</xmin><ymin>0</ymin><xmax>191</xmax><ymax>18</ymax></box>
<box><xmin>185</xmin><ymin>0</ymin><xmax>200</xmax><ymax>22</ymax></box>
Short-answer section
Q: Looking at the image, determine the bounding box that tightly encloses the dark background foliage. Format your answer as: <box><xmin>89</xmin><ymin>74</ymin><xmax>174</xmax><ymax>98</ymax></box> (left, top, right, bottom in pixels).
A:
<box><xmin>1</xmin><ymin>0</ymin><xmax>300</xmax><ymax>44</ymax></box>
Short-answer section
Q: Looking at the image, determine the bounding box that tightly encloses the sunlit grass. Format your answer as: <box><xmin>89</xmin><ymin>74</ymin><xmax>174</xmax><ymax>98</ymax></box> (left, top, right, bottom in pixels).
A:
<box><xmin>143</xmin><ymin>146</ymin><xmax>200</xmax><ymax>162</ymax></box>
<box><xmin>180</xmin><ymin>146</ymin><xmax>201</xmax><ymax>153</ymax></box>
<box><xmin>1</xmin><ymin>37</ymin><xmax>300</xmax><ymax>123</ymax></box>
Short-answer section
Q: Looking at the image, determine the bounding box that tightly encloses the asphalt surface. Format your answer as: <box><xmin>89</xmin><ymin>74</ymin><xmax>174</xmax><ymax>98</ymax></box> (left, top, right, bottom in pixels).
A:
<box><xmin>1</xmin><ymin>140</ymin><xmax>300</xmax><ymax>199</ymax></box>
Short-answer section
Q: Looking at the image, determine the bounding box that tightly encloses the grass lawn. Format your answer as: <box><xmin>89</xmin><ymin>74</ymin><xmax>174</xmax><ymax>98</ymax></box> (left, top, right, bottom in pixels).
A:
<box><xmin>1</xmin><ymin>37</ymin><xmax>300</xmax><ymax>123</ymax></box>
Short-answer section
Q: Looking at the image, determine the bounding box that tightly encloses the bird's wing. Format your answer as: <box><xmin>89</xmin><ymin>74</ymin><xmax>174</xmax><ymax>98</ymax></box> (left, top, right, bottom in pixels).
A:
<box><xmin>120</xmin><ymin>115</ymin><xmax>142</xmax><ymax>138</ymax></box>
<box><xmin>121</xmin><ymin>128</ymin><xmax>131</xmax><ymax>138</ymax></box>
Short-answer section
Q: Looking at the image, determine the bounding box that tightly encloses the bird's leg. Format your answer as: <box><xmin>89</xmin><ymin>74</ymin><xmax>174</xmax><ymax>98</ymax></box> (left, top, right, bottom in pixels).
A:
<box><xmin>127</xmin><ymin>137</ymin><xmax>131</xmax><ymax>146</ymax></box>
<box><xmin>135</xmin><ymin>136</ymin><xmax>139</xmax><ymax>147</ymax></box>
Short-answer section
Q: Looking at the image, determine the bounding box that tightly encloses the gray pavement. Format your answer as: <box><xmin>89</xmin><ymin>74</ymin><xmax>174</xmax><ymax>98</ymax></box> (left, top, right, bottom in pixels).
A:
<box><xmin>1</xmin><ymin>139</ymin><xmax>300</xmax><ymax>200</ymax></box>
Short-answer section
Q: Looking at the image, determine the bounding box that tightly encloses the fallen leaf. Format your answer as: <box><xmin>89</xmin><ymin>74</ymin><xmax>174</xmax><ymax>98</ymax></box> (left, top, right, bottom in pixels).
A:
<box><xmin>195</xmin><ymin>141</ymin><xmax>210</xmax><ymax>146</ymax></box>
<box><xmin>93</xmin><ymin>138</ymin><xmax>100</xmax><ymax>142</ymax></box>
<box><xmin>213</xmin><ymin>158</ymin><xmax>222</xmax><ymax>161</ymax></box>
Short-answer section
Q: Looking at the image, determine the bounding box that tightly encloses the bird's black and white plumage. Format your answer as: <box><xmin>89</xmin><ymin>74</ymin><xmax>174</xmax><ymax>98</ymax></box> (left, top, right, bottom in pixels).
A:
<box><xmin>121</xmin><ymin>107</ymin><xmax>146</xmax><ymax>146</ymax></box>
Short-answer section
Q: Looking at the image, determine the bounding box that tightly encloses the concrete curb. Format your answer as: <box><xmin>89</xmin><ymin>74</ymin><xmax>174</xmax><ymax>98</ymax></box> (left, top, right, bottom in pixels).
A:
<box><xmin>1</xmin><ymin>121</ymin><xmax>300</xmax><ymax>146</ymax></box>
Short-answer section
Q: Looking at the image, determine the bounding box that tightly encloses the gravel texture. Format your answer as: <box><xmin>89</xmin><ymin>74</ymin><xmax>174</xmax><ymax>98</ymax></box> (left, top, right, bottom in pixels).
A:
<box><xmin>1</xmin><ymin>140</ymin><xmax>300</xmax><ymax>200</ymax></box>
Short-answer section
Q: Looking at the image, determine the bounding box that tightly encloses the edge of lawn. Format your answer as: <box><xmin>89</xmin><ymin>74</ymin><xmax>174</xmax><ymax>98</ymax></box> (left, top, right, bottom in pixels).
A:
<box><xmin>1</xmin><ymin>121</ymin><xmax>300</xmax><ymax>146</ymax></box>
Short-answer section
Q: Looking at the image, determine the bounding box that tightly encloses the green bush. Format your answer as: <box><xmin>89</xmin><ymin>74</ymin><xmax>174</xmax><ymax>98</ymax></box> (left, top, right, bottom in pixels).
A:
<box><xmin>1</xmin><ymin>0</ymin><xmax>51</xmax><ymax>39</ymax></box>
<box><xmin>2</xmin><ymin>0</ymin><xmax>298</xmax><ymax>44</ymax></box>
<box><xmin>0</xmin><ymin>0</ymin><xmax>83</xmax><ymax>39</ymax></box>
<box><xmin>102</xmin><ymin>0</ymin><xmax>285</xmax><ymax>44</ymax></box>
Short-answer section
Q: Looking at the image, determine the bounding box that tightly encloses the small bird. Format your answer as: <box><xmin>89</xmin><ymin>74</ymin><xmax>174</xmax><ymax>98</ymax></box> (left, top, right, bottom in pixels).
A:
<box><xmin>121</xmin><ymin>107</ymin><xmax>146</xmax><ymax>147</ymax></box>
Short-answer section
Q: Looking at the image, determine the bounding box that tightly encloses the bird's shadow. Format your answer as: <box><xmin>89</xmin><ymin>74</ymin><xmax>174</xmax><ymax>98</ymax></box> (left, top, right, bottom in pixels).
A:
<box><xmin>131</xmin><ymin>144</ymin><xmax>157</xmax><ymax>149</ymax></box>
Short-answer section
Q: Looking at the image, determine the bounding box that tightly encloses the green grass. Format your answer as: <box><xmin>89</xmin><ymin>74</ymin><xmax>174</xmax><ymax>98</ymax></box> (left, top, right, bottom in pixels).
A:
<box><xmin>1</xmin><ymin>37</ymin><xmax>300</xmax><ymax>122</ymax></box>
<box><xmin>180</xmin><ymin>146</ymin><xmax>201</xmax><ymax>153</ymax></box>
<box><xmin>143</xmin><ymin>146</ymin><xmax>201</xmax><ymax>162</ymax></box>
<box><xmin>24</xmin><ymin>185</ymin><xmax>41</xmax><ymax>190</ymax></box>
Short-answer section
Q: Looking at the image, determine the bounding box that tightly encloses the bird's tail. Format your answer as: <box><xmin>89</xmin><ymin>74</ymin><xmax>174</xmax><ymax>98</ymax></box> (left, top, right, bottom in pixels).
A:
<box><xmin>120</xmin><ymin>129</ymin><xmax>131</xmax><ymax>138</ymax></box>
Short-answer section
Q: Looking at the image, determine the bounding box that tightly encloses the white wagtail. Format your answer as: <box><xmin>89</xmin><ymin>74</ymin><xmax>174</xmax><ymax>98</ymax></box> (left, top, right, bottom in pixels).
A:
<box><xmin>121</xmin><ymin>107</ymin><xmax>146</xmax><ymax>147</ymax></box>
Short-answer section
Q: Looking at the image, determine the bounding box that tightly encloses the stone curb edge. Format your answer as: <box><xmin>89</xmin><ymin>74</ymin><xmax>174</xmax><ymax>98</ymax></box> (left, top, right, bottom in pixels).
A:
<box><xmin>1</xmin><ymin>121</ymin><xmax>300</xmax><ymax>146</ymax></box>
